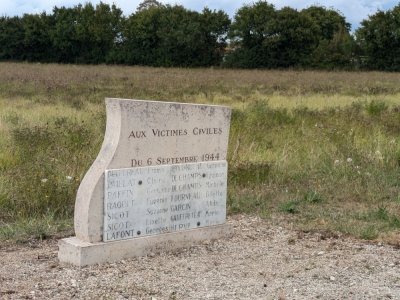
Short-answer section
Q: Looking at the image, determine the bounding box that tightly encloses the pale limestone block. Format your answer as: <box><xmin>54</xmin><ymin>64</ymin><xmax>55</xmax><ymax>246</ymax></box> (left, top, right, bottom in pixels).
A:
<box><xmin>59</xmin><ymin>98</ymin><xmax>232</xmax><ymax>266</ymax></box>
<box><xmin>75</xmin><ymin>99</ymin><xmax>231</xmax><ymax>243</ymax></box>
<box><xmin>58</xmin><ymin>224</ymin><xmax>233</xmax><ymax>266</ymax></box>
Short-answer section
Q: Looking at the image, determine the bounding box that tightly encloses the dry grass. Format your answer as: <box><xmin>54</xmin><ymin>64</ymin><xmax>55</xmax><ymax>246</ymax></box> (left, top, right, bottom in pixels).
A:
<box><xmin>0</xmin><ymin>62</ymin><xmax>400</xmax><ymax>242</ymax></box>
<box><xmin>2</xmin><ymin>62</ymin><xmax>400</xmax><ymax>105</ymax></box>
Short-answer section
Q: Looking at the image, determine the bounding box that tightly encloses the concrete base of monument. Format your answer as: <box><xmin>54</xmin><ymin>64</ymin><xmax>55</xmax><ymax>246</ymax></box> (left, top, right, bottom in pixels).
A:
<box><xmin>58</xmin><ymin>224</ymin><xmax>233</xmax><ymax>266</ymax></box>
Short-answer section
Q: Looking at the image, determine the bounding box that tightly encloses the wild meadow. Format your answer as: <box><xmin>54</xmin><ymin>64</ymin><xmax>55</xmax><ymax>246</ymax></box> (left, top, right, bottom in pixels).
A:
<box><xmin>0</xmin><ymin>62</ymin><xmax>400</xmax><ymax>243</ymax></box>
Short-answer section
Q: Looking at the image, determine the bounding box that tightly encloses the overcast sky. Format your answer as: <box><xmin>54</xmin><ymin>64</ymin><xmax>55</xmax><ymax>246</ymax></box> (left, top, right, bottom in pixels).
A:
<box><xmin>1</xmin><ymin>0</ymin><xmax>398</xmax><ymax>30</ymax></box>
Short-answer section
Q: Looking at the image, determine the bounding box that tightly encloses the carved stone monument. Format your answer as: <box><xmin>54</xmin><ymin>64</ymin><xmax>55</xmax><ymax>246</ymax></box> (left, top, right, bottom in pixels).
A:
<box><xmin>58</xmin><ymin>98</ymin><xmax>232</xmax><ymax>266</ymax></box>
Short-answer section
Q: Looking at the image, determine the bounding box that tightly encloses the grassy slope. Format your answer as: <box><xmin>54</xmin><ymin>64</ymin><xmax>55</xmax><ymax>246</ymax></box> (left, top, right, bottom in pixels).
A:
<box><xmin>0</xmin><ymin>62</ymin><xmax>399</xmax><ymax>243</ymax></box>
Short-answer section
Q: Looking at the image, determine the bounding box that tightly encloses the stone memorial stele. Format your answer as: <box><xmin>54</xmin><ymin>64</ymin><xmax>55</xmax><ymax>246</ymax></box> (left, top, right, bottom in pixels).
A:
<box><xmin>58</xmin><ymin>98</ymin><xmax>232</xmax><ymax>266</ymax></box>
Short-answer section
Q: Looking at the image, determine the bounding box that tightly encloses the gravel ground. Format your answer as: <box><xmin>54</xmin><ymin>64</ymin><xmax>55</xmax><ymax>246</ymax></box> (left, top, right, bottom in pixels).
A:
<box><xmin>1</xmin><ymin>214</ymin><xmax>400</xmax><ymax>299</ymax></box>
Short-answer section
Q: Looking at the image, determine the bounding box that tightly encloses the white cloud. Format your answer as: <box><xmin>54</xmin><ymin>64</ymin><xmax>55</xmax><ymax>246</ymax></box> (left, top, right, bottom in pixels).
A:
<box><xmin>0</xmin><ymin>0</ymin><xmax>398</xmax><ymax>29</ymax></box>
<box><xmin>176</xmin><ymin>0</ymin><xmax>244</xmax><ymax>15</ymax></box>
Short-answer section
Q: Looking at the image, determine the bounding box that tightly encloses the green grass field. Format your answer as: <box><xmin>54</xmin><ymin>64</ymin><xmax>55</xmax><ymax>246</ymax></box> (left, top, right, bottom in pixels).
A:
<box><xmin>1</xmin><ymin>62</ymin><xmax>400</xmax><ymax>243</ymax></box>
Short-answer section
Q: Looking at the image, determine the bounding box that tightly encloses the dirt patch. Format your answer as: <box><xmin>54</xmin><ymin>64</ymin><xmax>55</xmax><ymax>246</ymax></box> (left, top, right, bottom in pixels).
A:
<box><xmin>1</xmin><ymin>215</ymin><xmax>400</xmax><ymax>299</ymax></box>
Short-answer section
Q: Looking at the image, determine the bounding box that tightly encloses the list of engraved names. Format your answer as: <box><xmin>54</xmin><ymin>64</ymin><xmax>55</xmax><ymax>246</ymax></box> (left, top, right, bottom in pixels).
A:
<box><xmin>103</xmin><ymin>161</ymin><xmax>227</xmax><ymax>242</ymax></box>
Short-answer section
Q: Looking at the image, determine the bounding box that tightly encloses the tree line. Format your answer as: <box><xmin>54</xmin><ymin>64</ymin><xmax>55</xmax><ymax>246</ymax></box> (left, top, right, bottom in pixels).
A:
<box><xmin>0</xmin><ymin>0</ymin><xmax>399</xmax><ymax>70</ymax></box>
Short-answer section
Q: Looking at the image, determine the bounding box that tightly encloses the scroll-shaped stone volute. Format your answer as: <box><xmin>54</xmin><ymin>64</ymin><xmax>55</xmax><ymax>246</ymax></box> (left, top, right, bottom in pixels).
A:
<box><xmin>74</xmin><ymin>100</ymin><xmax>122</xmax><ymax>242</ymax></box>
<box><xmin>74</xmin><ymin>98</ymin><xmax>231</xmax><ymax>243</ymax></box>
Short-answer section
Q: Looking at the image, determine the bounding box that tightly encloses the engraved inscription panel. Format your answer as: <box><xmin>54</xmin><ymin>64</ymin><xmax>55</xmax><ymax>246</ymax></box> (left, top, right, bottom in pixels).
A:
<box><xmin>106</xmin><ymin>99</ymin><xmax>231</xmax><ymax>170</ymax></box>
<box><xmin>103</xmin><ymin>161</ymin><xmax>227</xmax><ymax>242</ymax></box>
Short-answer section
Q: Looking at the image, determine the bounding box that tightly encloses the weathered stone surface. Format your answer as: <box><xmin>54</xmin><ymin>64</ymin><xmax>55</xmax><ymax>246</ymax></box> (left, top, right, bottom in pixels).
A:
<box><xmin>59</xmin><ymin>98</ymin><xmax>232</xmax><ymax>266</ymax></box>
<box><xmin>75</xmin><ymin>98</ymin><xmax>231</xmax><ymax>243</ymax></box>
<box><xmin>58</xmin><ymin>224</ymin><xmax>233</xmax><ymax>266</ymax></box>
<box><xmin>104</xmin><ymin>161</ymin><xmax>227</xmax><ymax>242</ymax></box>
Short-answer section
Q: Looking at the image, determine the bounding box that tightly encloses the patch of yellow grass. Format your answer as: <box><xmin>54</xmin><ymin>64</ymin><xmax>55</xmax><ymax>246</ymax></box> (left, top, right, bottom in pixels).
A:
<box><xmin>0</xmin><ymin>97</ymin><xmax>102</xmax><ymax>126</ymax></box>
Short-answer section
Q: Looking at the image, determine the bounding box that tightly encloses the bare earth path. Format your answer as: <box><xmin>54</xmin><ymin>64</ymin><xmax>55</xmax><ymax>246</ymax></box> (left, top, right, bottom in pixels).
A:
<box><xmin>1</xmin><ymin>215</ymin><xmax>400</xmax><ymax>299</ymax></box>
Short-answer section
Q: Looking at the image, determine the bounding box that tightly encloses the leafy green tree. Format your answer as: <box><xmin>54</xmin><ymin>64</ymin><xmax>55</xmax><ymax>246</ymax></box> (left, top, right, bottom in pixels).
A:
<box><xmin>312</xmin><ymin>24</ymin><xmax>355</xmax><ymax>69</ymax></box>
<box><xmin>50</xmin><ymin>2</ymin><xmax>124</xmax><ymax>64</ymax></box>
<box><xmin>198</xmin><ymin>8</ymin><xmax>230</xmax><ymax>66</ymax></box>
<box><xmin>301</xmin><ymin>6</ymin><xmax>350</xmax><ymax>41</ymax></box>
<box><xmin>271</xmin><ymin>7</ymin><xmax>319</xmax><ymax>67</ymax></box>
<box><xmin>302</xmin><ymin>6</ymin><xmax>354</xmax><ymax>69</ymax></box>
<box><xmin>154</xmin><ymin>5</ymin><xmax>199</xmax><ymax>66</ymax></box>
<box><xmin>123</xmin><ymin>4</ymin><xmax>229</xmax><ymax>66</ymax></box>
<box><xmin>226</xmin><ymin>1</ymin><xmax>354</xmax><ymax>69</ymax></box>
<box><xmin>225</xmin><ymin>1</ymin><xmax>277</xmax><ymax>68</ymax></box>
<box><xmin>356</xmin><ymin>4</ymin><xmax>400</xmax><ymax>71</ymax></box>
<box><xmin>123</xmin><ymin>4</ymin><xmax>162</xmax><ymax>65</ymax></box>
<box><xmin>51</xmin><ymin>6</ymin><xmax>81</xmax><ymax>63</ymax></box>
<box><xmin>226</xmin><ymin>2</ymin><xmax>319</xmax><ymax>68</ymax></box>
<box><xmin>136</xmin><ymin>0</ymin><xmax>163</xmax><ymax>12</ymax></box>
<box><xmin>156</xmin><ymin>6</ymin><xmax>229</xmax><ymax>66</ymax></box>
<box><xmin>21</xmin><ymin>13</ymin><xmax>54</xmax><ymax>61</ymax></box>
<box><xmin>76</xmin><ymin>2</ymin><xmax>124</xmax><ymax>63</ymax></box>
<box><xmin>0</xmin><ymin>0</ymin><xmax>358</xmax><ymax>69</ymax></box>
<box><xmin>0</xmin><ymin>16</ymin><xmax>25</xmax><ymax>60</ymax></box>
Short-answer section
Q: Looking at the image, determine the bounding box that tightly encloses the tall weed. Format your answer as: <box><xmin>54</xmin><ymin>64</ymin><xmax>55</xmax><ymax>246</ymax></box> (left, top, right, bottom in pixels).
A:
<box><xmin>1</xmin><ymin>115</ymin><xmax>102</xmax><ymax>221</ymax></box>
